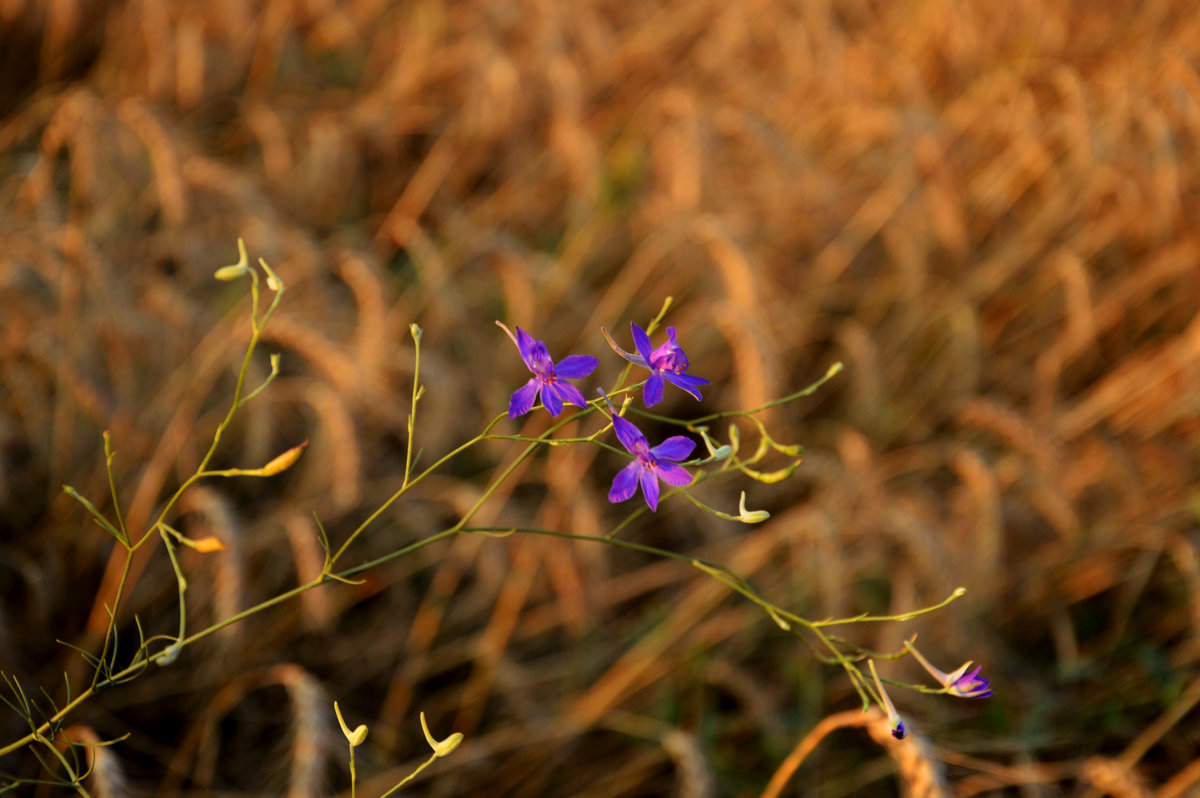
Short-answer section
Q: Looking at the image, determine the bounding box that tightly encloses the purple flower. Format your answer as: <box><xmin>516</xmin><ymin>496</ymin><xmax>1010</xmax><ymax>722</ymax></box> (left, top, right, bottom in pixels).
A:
<box><xmin>869</xmin><ymin>660</ymin><xmax>908</xmax><ymax>740</ymax></box>
<box><xmin>602</xmin><ymin>323</ymin><xmax>710</xmax><ymax>407</ymax></box>
<box><xmin>905</xmin><ymin>641</ymin><xmax>993</xmax><ymax>699</ymax></box>
<box><xmin>498</xmin><ymin>322</ymin><xmax>598</xmax><ymax>418</ymax></box>
<box><xmin>603</xmin><ymin>395</ymin><xmax>695</xmax><ymax>511</ymax></box>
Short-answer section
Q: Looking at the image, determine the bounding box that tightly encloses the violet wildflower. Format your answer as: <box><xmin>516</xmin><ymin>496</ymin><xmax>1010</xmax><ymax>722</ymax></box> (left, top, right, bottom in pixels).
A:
<box><xmin>602</xmin><ymin>323</ymin><xmax>710</xmax><ymax>407</ymax></box>
<box><xmin>602</xmin><ymin>394</ymin><xmax>695</xmax><ymax>511</ymax></box>
<box><xmin>498</xmin><ymin>322</ymin><xmax>598</xmax><ymax>418</ymax></box>
<box><xmin>868</xmin><ymin>660</ymin><xmax>908</xmax><ymax>740</ymax></box>
<box><xmin>905</xmin><ymin>640</ymin><xmax>993</xmax><ymax>699</ymax></box>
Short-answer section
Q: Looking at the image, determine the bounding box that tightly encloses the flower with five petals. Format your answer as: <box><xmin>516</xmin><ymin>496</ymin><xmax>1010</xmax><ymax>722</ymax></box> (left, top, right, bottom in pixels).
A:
<box><xmin>603</xmin><ymin>394</ymin><xmax>695</xmax><ymax>511</ymax></box>
<box><xmin>499</xmin><ymin>322</ymin><xmax>598</xmax><ymax>418</ymax></box>
<box><xmin>603</xmin><ymin>323</ymin><xmax>710</xmax><ymax>407</ymax></box>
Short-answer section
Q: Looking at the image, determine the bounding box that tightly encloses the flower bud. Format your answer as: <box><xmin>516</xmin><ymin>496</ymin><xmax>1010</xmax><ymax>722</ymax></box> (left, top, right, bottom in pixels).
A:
<box><xmin>259</xmin><ymin>258</ymin><xmax>282</xmax><ymax>291</ymax></box>
<box><xmin>421</xmin><ymin>711</ymin><xmax>463</xmax><ymax>758</ymax></box>
<box><xmin>257</xmin><ymin>440</ymin><xmax>309</xmax><ymax>476</ymax></box>
<box><xmin>215</xmin><ymin>238</ymin><xmax>250</xmax><ymax>281</ymax></box>
<box><xmin>334</xmin><ymin>701</ymin><xmax>368</xmax><ymax>747</ymax></box>
<box><xmin>192</xmin><ymin>536</ymin><xmax>227</xmax><ymax>553</ymax></box>
<box><xmin>737</xmin><ymin>491</ymin><xmax>770</xmax><ymax>524</ymax></box>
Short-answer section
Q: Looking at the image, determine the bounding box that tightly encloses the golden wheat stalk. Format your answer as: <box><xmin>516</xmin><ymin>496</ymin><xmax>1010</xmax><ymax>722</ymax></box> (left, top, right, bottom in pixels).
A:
<box><xmin>760</xmin><ymin>709</ymin><xmax>948</xmax><ymax>798</ymax></box>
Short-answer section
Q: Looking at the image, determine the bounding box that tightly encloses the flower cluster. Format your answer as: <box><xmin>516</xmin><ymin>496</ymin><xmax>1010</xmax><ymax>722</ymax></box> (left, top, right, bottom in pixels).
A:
<box><xmin>499</xmin><ymin>315</ymin><xmax>994</xmax><ymax>729</ymax></box>
<box><xmin>501</xmin><ymin>320</ymin><xmax>709</xmax><ymax>512</ymax></box>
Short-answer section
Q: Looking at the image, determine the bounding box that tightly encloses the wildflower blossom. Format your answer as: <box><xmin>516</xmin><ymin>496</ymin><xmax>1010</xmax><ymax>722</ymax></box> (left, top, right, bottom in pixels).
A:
<box><xmin>603</xmin><ymin>394</ymin><xmax>695</xmax><ymax>511</ymax></box>
<box><xmin>869</xmin><ymin>660</ymin><xmax>908</xmax><ymax>740</ymax></box>
<box><xmin>602</xmin><ymin>323</ymin><xmax>710</xmax><ymax>407</ymax></box>
<box><xmin>499</xmin><ymin>322</ymin><xmax>598</xmax><ymax>418</ymax></box>
<box><xmin>905</xmin><ymin>640</ymin><xmax>993</xmax><ymax>698</ymax></box>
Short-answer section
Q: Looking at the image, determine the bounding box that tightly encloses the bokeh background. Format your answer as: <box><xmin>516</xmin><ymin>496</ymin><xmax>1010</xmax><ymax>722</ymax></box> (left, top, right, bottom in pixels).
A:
<box><xmin>2</xmin><ymin>1</ymin><xmax>1199</xmax><ymax>795</ymax></box>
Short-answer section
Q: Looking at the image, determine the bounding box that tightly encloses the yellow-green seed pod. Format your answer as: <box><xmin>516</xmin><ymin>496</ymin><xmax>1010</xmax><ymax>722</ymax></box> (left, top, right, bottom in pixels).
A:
<box><xmin>255</xmin><ymin>440</ymin><xmax>309</xmax><ymax>476</ymax></box>
<box><xmin>215</xmin><ymin>239</ymin><xmax>251</xmax><ymax>281</ymax></box>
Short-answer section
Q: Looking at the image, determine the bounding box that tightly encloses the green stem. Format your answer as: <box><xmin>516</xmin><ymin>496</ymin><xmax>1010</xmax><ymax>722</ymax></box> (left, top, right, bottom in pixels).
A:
<box><xmin>378</xmin><ymin>752</ymin><xmax>440</xmax><ymax>797</ymax></box>
<box><xmin>631</xmin><ymin>361</ymin><xmax>844</xmax><ymax>426</ymax></box>
<box><xmin>157</xmin><ymin>526</ymin><xmax>188</xmax><ymax>650</ymax></box>
<box><xmin>404</xmin><ymin>325</ymin><xmax>423</xmax><ymax>487</ymax></box>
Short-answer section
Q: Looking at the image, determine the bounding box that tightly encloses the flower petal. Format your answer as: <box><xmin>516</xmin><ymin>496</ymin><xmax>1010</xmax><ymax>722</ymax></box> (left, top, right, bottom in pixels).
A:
<box><xmin>631</xmin><ymin>323</ymin><xmax>655</xmax><ymax>364</ymax></box>
<box><xmin>508</xmin><ymin>379</ymin><xmax>541</xmax><ymax>418</ymax></box>
<box><xmin>654</xmin><ymin>461</ymin><xmax>693</xmax><ymax>487</ymax></box>
<box><xmin>611</xmin><ymin>413</ymin><xmax>649</xmax><ymax>456</ymax></box>
<box><xmin>952</xmin><ymin>666</ymin><xmax>993</xmax><ymax>698</ymax></box>
<box><xmin>515</xmin><ymin>326</ymin><xmax>538</xmax><ymax>361</ymax></box>
<box><xmin>648</xmin><ymin>327</ymin><xmax>682</xmax><ymax>369</ymax></box>
<box><xmin>663</xmin><ymin>372</ymin><xmax>708</xmax><ymax>401</ymax></box>
<box><xmin>650</xmin><ymin>436</ymin><xmax>696</xmax><ymax>462</ymax></box>
<box><xmin>540</xmin><ymin>380</ymin><xmax>564</xmax><ymax>416</ymax></box>
<box><xmin>516</xmin><ymin>327</ymin><xmax>554</xmax><ymax>376</ymax></box>
<box><xmin>608</xmin><ymin>461</ymin><xmax>641</xmax><ymax>503</ymax></box>
<box><xmin>551</xmin><ymin>380</ymin><xmax>589</xmax><ymax>409</ymax></box>
<box><xmin>554</xmin><ymin>354</ymin><xmax>598</xmax><ymax>379</ymax></box>
<box><xmin>642</xmin><ymin>372</ymin><xmax>665</xmax><ymax>407</ymax></box>
<box><xmin>639</xmin><ymin>468</ymin><xmax>660</xmax><ymax>511</ymax></box>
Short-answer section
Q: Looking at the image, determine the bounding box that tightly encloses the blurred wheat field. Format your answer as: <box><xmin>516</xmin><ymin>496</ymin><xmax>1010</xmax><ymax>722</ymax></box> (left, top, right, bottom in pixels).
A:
<box><xmin>1</xmin><ymin>0</ymin><xmax>1199</xmax><ymax>795</ymax></box>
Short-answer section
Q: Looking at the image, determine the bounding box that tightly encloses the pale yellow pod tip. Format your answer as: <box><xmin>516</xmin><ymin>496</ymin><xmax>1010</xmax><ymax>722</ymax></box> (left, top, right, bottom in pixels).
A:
<box><xmin>215</xmin><ymin>238</ymin><xmax>250</xmax><ymax>281</ymax></box>
<box><xmin>420</xmin><ymin>711</ymin><xmax>463</xmax><ymax>758</ymax></box>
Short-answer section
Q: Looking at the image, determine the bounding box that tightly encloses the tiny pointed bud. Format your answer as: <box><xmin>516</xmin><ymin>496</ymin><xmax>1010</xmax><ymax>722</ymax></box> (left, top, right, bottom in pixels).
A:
<box><xmin>259</xmin><ymin>257</ymin><xmax>282</xmax><ymax>291</ymax></box>
<box><xmin>258</xmin><ymin>440</ymin><xmax>309</xmax><ymax>476</ymax></box>
<box><xmin>269</xmin><ymin>353</ymin><xmax>281</xmax><ymax>374</ymax></box>
<box><xmin>696</xmin><ymin>429</ymin><xmax>733</xmax><ymax>462</ymax></box>
<box><xmin>215</xmin><ymin>238</ymin><xmax>250</xmax><ymax>281</ymax></box>
<box><xmin>410</xmin><ymin>323</ymin><xmax>423</xmax><ymax>341</ymax></box>
<box><xmin>728</xmin><ymin>424</ymin><xmax>741</xmax><ymax>454</ymax></box>
<box><xmin>737</xmin><ymin>491</ymin><xmax>770</xmax><ymax>524</ymax></box>
<box><xmin>420</xmin><ymin>711</ymin><xmax>463</xmax><ymax>758</ymax></box>
<box><xmin>335</xmin><ymin>701</ymin><xmax>367</xmax><ymax>745</ymax></box>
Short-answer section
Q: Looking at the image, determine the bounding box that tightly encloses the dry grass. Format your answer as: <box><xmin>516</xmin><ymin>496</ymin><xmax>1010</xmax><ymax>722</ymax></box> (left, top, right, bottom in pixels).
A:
<box><xmin>2</xmin><ymin>0</ymin><xmax>1200</xmax><ymax>795</ymax></box>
